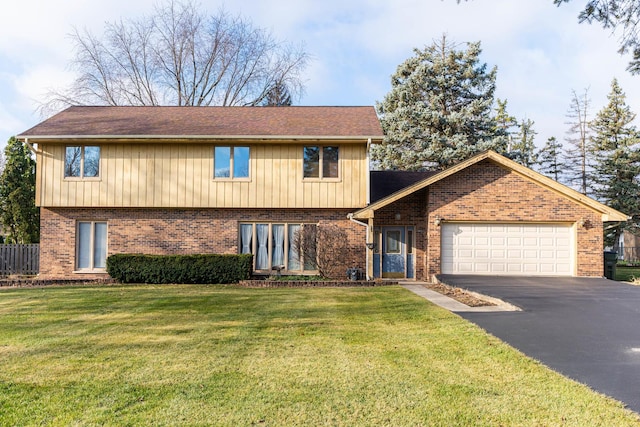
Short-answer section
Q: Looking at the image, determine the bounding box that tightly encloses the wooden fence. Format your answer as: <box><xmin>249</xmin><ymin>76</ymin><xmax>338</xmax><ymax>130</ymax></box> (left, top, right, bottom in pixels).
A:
<box><xmin>0</xmin><ymin>244</ymin><xmax>39</xmax><ymax>275</ymax></box>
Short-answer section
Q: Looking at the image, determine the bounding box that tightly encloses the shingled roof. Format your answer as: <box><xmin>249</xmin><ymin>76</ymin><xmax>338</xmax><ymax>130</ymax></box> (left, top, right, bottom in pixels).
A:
<box><xmin>370</xmin><ymin>170</ymin><xmax>437</xmax><ymax>203</ymax></box>
<box><xmin>18</xmin><ymin>106</ymin><xmax>384</xmax><ymax>141</ymax></box>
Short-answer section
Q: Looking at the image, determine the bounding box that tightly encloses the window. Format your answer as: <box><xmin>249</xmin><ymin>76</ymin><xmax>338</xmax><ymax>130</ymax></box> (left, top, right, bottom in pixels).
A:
<box><xmin>214</xmin><ymin>146</ymin><xmax>250</xmax><ymax>179</ymax></box>
<box><xmin>240</xmin><ymin>222</ymin><xmax>317</xmax><ymax>272</ymax></box>
<box><xmin>303</xmin><ymin>146</ymin><xmax>339</xmax><ymax>179</ymax></box>
<box><xmin>65</xmin><ymin>146</ymin><xmax>100</xmax><ymax>178</ymax></box>
<box><xmin>386</xmin><ymin>230</ymin><xmax>401</xmax><ymax>254</ymax></box>
<box><xmin>77</xmin><ymin>221</ymin><xmax>107</xmax><ymax>271</ymax></box>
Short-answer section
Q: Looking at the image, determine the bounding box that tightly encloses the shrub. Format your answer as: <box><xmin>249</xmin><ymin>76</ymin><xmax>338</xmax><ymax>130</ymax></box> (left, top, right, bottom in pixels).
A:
<box><xmin>291</xmin><ymin>223</ymin><xmax>348</xmax><ymax>278</ymax></box>
<box><xmin>106</xmin><ymin>253</ymin><xmax>253</xmax><ymax>284</ymax></box>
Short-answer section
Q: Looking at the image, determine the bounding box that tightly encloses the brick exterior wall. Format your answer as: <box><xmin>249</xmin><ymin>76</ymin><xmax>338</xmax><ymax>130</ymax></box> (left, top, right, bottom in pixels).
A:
<box><xmin>39</xmin><ymin>208</ymin><xmax>365</xmax><ymax>280</ymax></box>
<box><xmin>425</xmin><ymin>160</ymin><xmax>602</xmax><ymax>279</ymax></box>
<box><xmin>374</xmin><ymin>189</ymin><xmax>428</xmax><ymax>279</ymax></box>
<box><xmin>40</xmin><ymin>160</ymin><xmax>607</xmax><ymax>281</ymax></box>
<box><xmin>372</xmin><ymin>160</ymin><xmax>604</xmax><ymax>281</ymax></box>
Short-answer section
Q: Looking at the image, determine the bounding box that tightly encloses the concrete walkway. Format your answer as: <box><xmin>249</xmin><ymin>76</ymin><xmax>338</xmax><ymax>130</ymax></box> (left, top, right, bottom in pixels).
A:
<box><xmin>400</xmin><ymin>281</ymin><xmax>520</xmax><ymax>312</ymax></box>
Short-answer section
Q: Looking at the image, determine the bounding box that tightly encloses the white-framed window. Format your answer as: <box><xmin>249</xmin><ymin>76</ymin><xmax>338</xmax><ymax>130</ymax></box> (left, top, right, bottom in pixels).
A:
<box><xmin>76</xmin><ymin>221</ymin><xmax>108</xmax><ymax>271</ymax></box>
<box><xmin>303</xmin><ymin>146</ymin><xmax>339</xmax><ymax>179</ymax></box>
<box><xmin>214</xmin><ymin>146</ymin><xmax>250</xmax><ymax>179</ymax></box>
<box><xmin>65</xmin><ymin>146</ymin><xmax>101</xmax><ymax>178</ymax></box>
<box><xmin>240</xmin><ymin>222</ymin><xmax>317</xmax><ymax>272</ymax></box>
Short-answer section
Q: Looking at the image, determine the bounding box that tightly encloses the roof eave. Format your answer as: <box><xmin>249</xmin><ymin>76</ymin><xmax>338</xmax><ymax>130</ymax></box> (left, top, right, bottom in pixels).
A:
<box><xmin>16</xmin><ymin>134</ymin><xmax>384</xmax><ymax>143</ymax></box>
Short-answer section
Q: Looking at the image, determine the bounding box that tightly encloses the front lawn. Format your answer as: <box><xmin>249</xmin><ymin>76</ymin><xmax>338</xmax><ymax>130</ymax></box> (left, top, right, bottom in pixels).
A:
<box><xmin>0</xmin><ymin>285</ymin><xmax>637</xmax><ymax>426</ymax></box>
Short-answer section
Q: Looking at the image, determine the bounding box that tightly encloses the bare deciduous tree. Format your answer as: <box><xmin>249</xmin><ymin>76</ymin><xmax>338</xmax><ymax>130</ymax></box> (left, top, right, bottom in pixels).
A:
<box><xmin>41</xmin><ymin>0</ymin><xmax>309</xmax><ymax>115</ymax></box>
<box><xmin>564</xmin><ymin>88</ymin><xmax>593</xmax><ymax>195</ymax></box>
<box><xmin>292</xmin><ymin>223</ymin><xmax>348</xmax><ymax>279</ymax></box>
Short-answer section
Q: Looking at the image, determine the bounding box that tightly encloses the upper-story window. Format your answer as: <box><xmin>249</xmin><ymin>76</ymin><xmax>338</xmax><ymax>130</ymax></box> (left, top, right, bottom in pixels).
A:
<box><xmin>65</xmin><ymin>146</ymin><xmax>100</xmax><ymax>178</ymax></box>
<box><xmin>303</xmin><ymin>146</ymin><xmax>339</xmax><ymax>179</ymax></box>
<box><xmin>214</xmin><ymin>146</ymin><xmax>250</xmax><ymax>179</ymax></box>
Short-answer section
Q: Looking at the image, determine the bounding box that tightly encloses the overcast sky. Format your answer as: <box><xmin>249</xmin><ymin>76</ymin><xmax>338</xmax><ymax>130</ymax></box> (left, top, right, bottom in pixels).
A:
<box><xmin>1</xmin><ymin>0</ymin><xmax>638</xmax><ymax>151</ymax></box>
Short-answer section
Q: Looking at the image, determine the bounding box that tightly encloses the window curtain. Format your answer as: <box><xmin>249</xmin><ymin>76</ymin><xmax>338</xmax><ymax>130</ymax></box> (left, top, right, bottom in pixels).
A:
<box><xmin>93</xmin><ymin>223</ymin><xmax>107</xmax><ymax>268</ymax></box>
<box><xmin>272</xmin><ymin>224</ymin><xmax>285</xmax><ymax>267</ymax></box>
<box><xmin>77</xmin><ymin>222</ymin><xmax>91</xmax><ymax>269</ymax></box>
<box><xmin>288</xmin><ymin>224</ymin><xmax>301</xmax><ymax>271</ymax></box>
<box><xmin>256</xmin><ymin>224</ymin><xmax>269</xmax><ymax>269</ymax></box>
<box><xmin>240</xmin><ymin>224</ymin><xmax>253</xmax><ymax>254</ymax></box>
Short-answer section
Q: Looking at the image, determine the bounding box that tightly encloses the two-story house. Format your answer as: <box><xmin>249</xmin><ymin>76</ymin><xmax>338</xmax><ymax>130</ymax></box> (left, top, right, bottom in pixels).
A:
<box><xmin>18</xmin><ymin>106</ymin><xmax>626</xmax><ymax>281</ymax></box>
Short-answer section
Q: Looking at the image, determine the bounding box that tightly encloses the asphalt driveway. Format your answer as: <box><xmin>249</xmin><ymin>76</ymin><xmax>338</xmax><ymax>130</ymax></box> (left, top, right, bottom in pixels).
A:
<box><xmin>437</xmin><ymin>274</ymin><xmax>640</xmax><ymax>413</ymax></box>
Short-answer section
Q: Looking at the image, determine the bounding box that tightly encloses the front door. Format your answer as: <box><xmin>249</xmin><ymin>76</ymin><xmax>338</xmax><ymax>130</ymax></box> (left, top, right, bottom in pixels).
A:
<box><xmin>382</xmin><ymin>227</ymin><xmax>405</xmax><ymax>278</ymax></box>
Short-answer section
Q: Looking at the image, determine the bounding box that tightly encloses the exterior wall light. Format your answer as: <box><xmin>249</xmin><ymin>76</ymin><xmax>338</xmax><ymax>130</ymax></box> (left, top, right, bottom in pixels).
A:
<box><xmin>434</xmin><ymin>216</ymin><xmax>443</xmax><ymax>226</ymax></box>
<box><xmin>365</xmin><ymin>242</ymin><xmax>375</xmax><ymax>250</ymax></box>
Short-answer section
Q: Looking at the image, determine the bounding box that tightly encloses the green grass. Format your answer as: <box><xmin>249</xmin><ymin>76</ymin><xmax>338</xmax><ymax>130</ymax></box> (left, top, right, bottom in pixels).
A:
<box><xmin>0</xmin><ymin>285</ymin><xmax>638</xmax><ymax>426</ymax></box>
<box><xmin>615</xmin><ymin>265</ymin><xmax>640</xmax><ymax>282</ymax></box>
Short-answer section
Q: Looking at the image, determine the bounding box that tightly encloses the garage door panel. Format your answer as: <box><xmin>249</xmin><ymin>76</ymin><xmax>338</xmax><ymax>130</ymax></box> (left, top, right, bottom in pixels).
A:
<box><xmin>459</xmin><ymin>249</ymin><xmax>473</xmax><ymax>257</ymax></box>
<box><xmin>491</xmin><ymin>249</ymin><xmax>505</xmax><ymax>258</ymax></box>
<box><xmin>441</xmin><ymin>223</ymin><xmax>573</xmax><ymax>276</ymax></box>
<box><xmin>458</xmin><ymin>263</ymin><xmax>475</xmax><ymax>273</ymax></box>
<box><xmin>474</xmin><ymin>264</ymin><xmax>490</xmax><ymax>273</ymax></box>
<box><xmin>508</xmin><ymin>249</ymin><xmax>523</xmax><ymax>258</ymax></box>
<box><xmin>475</xmin><ymin>249</ymin><xmax>490</xmax><ymax>258</ymax></box>
<box><xmin>539</xmin><ymin>250</ymin><xmax>555</xmax><ymax>259</ymax></box>
<box><xmin>458</xmin><ymin>236</ymin><xmax>473</xmax><ymax>245</ymax></box>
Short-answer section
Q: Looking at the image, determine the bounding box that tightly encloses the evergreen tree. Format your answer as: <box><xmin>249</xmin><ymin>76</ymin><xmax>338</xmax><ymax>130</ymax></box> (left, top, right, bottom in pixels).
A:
<box><xmin>372</xmin><ymin>35</ymin><xmax>507</xmax><ymax>171</ymax></box>
<box><xmin>589</xmin><ymin>78</ymin><xmax>640</xmax><ymax>250</ymax></box>
<box><xmin>494</xmin><ymin>98</ymin><xmax>518</xmax><ymax>151</ymax></box>
<box><xmin>537</xmin><ymin>136</ymin><xmax>565</xmax><ymax>182</ymax></box>
<box><xmin>0</xmin><ymin>137</ymin><xmax>39</xmax><ymax>243</ymax></box>
<box><xmin>510</xmin><ymin>118</ymin><xmax>538</xmax><ymax>168</ymax></box>
<box><xmin>261</xmin><ymin>82</ymin><xmax>293</xmax><ymax>106</ymax></box>
<box><xmin>554</xmin><ymin>0</ymin><xmax>640</xmax><ymax>74</ymax></box>
<box><xmin>564</xmin><ymin>88</ymin><xmax>592</xmax><ymax>195</ymax></box>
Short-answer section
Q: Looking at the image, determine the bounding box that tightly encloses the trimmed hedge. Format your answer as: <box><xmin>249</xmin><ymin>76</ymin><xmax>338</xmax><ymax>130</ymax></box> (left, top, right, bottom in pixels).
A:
<box><xmin>106</xmin><ymin>253</ymin><xmax>253</xmax><ymax>284</ymax></box>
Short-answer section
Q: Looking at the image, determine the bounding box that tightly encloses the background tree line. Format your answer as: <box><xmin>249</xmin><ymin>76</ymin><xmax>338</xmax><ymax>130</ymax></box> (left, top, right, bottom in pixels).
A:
<box><xmin>2</xmin><ymin>0</ymin><xmax>640</xmax><ymax>249</ymax></box>
<box><xmin>372</xmin><ymin>33</ymin><xmax>639</xmax><ymax>252</ymax></box>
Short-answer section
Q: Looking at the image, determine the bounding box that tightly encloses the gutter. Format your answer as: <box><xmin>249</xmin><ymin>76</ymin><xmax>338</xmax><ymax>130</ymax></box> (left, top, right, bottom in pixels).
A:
<box><xmin>16</xmin><ymin>134</ymin><xmax>385</xmax><ymax>143</ymax></box>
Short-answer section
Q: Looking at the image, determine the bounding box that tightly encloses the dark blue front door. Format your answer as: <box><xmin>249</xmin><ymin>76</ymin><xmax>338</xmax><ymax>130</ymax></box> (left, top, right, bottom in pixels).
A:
<box><xmin>382</xmin><ymin>227</ymin><xmax>405</xmax><ymax>278</ymax></box>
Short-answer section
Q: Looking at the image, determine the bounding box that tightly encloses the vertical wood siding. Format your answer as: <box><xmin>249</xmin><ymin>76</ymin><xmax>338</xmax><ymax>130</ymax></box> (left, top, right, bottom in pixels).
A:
<box><xmin>37</xmin><ymin>143</ymin><xmax>368</xmax><ymax>208</ymax></box>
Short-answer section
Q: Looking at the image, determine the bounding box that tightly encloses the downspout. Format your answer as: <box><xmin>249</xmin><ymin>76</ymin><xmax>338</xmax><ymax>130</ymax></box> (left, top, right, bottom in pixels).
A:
<box><xmin>23</xmin><ymin>137</ymin><xmax>38</xmax><ymax>155</ymax></box>
<box><xmin>348</xmin><ymin>213</ymin><xmax>371</xmax><ymax>280</ymax></box>
<box><xmin>366</xmin><ymin>138</ymin><xmax>371</xmax><ymax>205</ymax></box>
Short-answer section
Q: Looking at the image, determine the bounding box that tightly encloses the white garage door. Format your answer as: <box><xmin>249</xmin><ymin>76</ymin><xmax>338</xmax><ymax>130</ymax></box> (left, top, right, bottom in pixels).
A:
<box><xmin>441</xmin><ymin>223</ymin><xmax>573</xmax><ymax>276</ymax></box>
